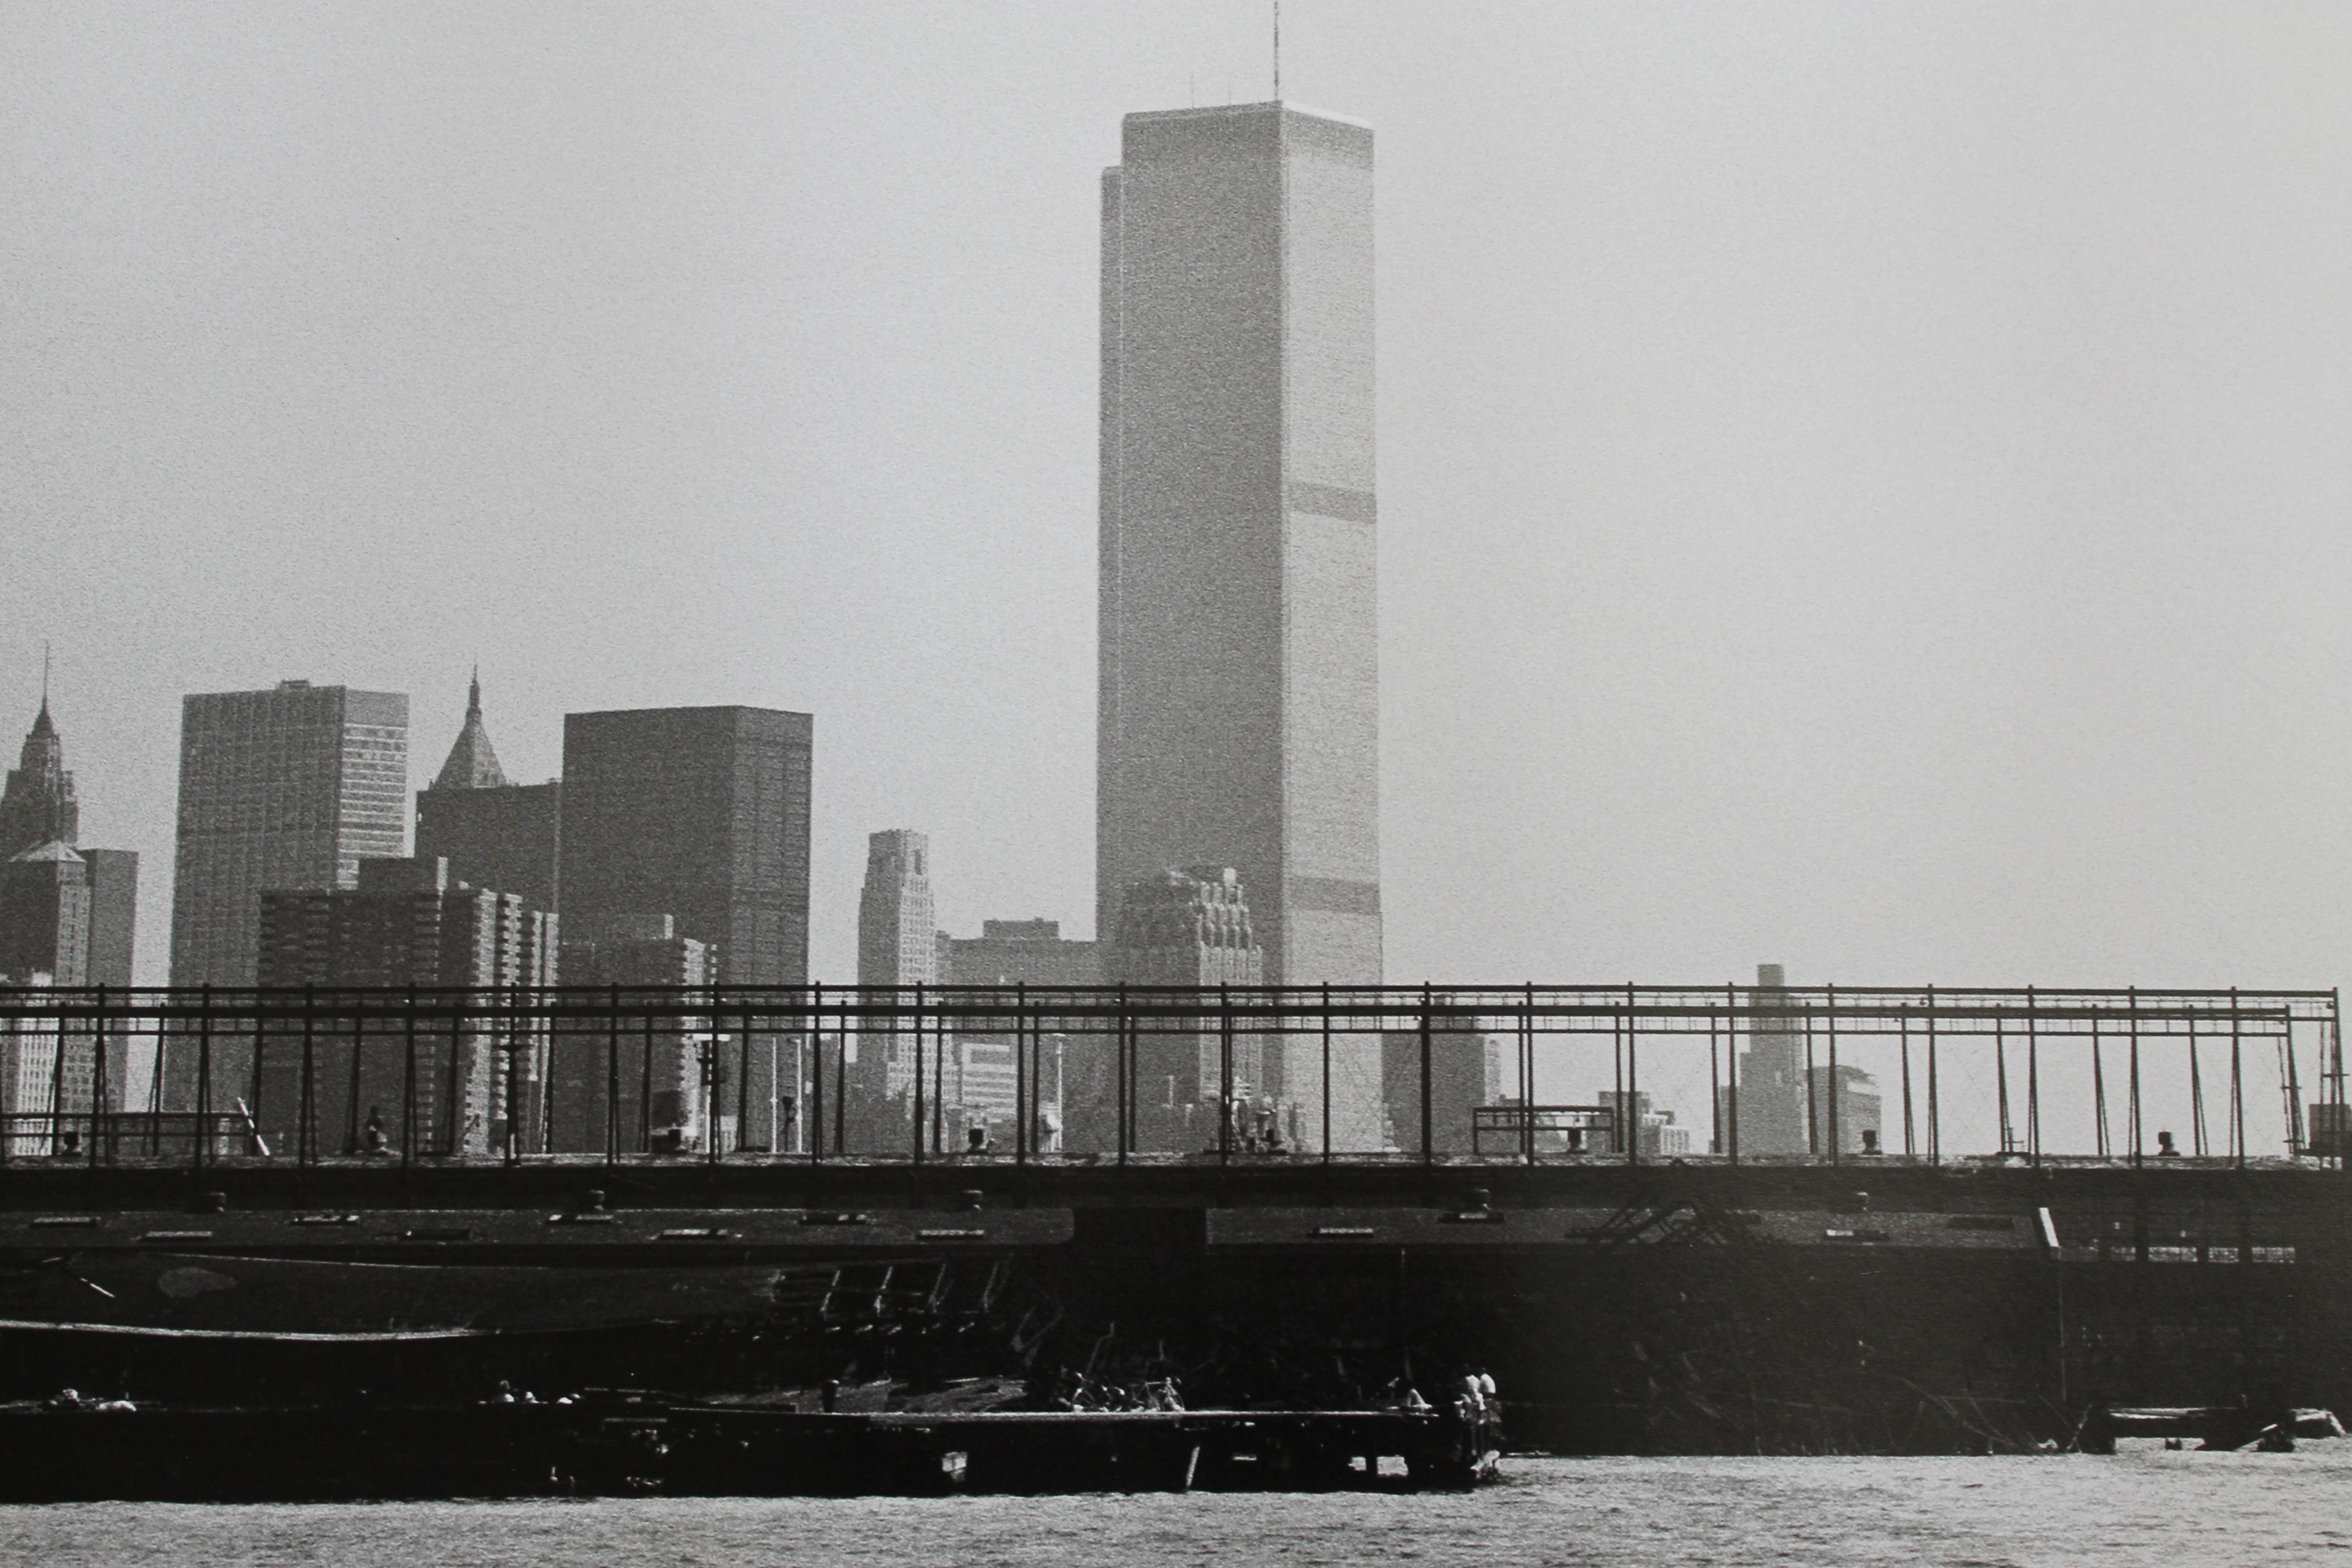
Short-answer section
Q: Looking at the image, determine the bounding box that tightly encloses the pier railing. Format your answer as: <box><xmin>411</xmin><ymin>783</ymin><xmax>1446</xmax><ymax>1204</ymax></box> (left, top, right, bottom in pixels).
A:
<box><xmin>0</xmin><ymin>983</ymin><xmax>2339</xmax><ymax>1173</ymax></box>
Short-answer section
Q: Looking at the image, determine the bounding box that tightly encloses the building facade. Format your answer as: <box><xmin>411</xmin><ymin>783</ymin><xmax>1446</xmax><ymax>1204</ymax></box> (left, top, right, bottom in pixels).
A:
<box><xmin>853</xmin><ymin>829</ymin><xmax>936</xmax><ymax>1120</ymax></box>
<box><xmin>168</xmin><ymin>682</ymin><xmax>409</xmax><ymax>988</ymax></box>
<box><xmin>0</xmin><ymin>699</ymin><xmax>137</xmax><ymax>989</ymax></box>
<box><xmin>414</xmin><ymin>675</ymin><xmax>561</xmax><ymax>914</ymax></box>
<box><xmin>559</xmin><ymin>706</ymin><xmax>811</xmax><ymax>1153</ymax></box>
<box><xmin>1098</xmin><ymin>865</ymin><xmax>1266</xmax><ymax>1152</ymax></box>
<box><xmin>254</xmin><ymin>856</ymin><xmax>555</xmax><ymax>1158</ymax></box>
<box><xmin>557</xmin><ymin>914</ymin><xmax>721</xmax><ymax>1156</ymax></box>
<box><xmin>939</xmin><ymin>918</ymin><xmax>1100</xmax><ymax>989</ymax></box>
<box><xmin>1097</xmin><ymin>101</ymin><xmax>1381</xmax><ymax>992</ymax></box>
<box><xmin>1725</xmin><ymin>963</ymin><xmax>1811</xmax><ymax>1155</ymax></box>
<box><xmin>1380</xmin><ymin>1017</ymin><xmax>1505</xmax><ymax>1156</ymax></box>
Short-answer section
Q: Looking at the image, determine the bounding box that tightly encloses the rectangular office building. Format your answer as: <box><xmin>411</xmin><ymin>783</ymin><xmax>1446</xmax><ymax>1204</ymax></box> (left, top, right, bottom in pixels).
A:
<box><xmin>1097</xmin><ymin>102</ymin><xmax>1381</xmax><ymax>990</ymax></box>
<box><xmin>168</xmin><ymin>682</ymin><xmax>409</xmax><ymax>987</ymax></box>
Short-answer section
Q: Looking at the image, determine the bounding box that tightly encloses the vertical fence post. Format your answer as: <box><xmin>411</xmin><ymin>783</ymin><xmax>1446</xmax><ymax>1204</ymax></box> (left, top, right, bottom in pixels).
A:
<box><xmin>196</xmin><ymin>986</ymin><xmax>215</xmax><ymax>1174</ymax></box>
<box><xmin>810</xmin><ymin>983</ymin><xmax>824</xmax><ymax>1164</ymax></box>
<box><xmin>1925</xmin><ymin>984</ymin><xmax>1939</xmax><ymax>1166</ymax></box>
<box><xmin>91</xmin><ymin>984</ymin><xmax>108</xmax><ymax>1168</ymax></box>
<box><xmin>605</xmin><ymin>985</ymin><xmax>620</xmax><ymax>1168</ymax></box>
<box><xmin>300</xmin><ymin>986</ymin><xmax>316</xmax><ymax>1166</ymax></box>
<box><xmin>401</xmin><ymin>986</ymin><xmax>417</xmax><ymax>1172</ymax></box>
<box><xmin>639</xmin><ymin>1011</ymin><xmax>655</xmax><ymax>1156</ymax></box>
<box><xmin>1322</xmin><ymin>983</ymin><xmax>1334</xmax><ymax>1165</ymax></box>
<box><xmin>1523</xmin><ymin>983</ymin><xmax>1537</xmax><ymax>1167</ymax></box>
<box><xmin>2128</xmin><ymin>986</ymin><xmax>2143</xmax><ymax>1167</ymax></box>
<box><xmin>2093</xmin><ymin>1017</ymin><xmax>2109</xmax><ymax>1159</ymax></box>
<box><xmin>1899</xmin><ymin>1010</ymin><xmax>1915</xmax><ymax>1158</ymax></box>
<box><xmin>2027</xmin><ymin>985</ymin><xmax>2040</xmax><ymax>1167</ymax></box>
<box><xmin>2230</xmin><ymin>987</ymin><xmax>2245</xmax><ymax>1169</ymax></box>
<box><xmin>913</xmin><ymin>983</ymin><xmax>925</xmax><ymax>1166</ymax></box>
<box><xmin>1826</xmin><ymin>983</ymin><xmax>1839</xmax><ymax>1165</ymax></box>
<box><xmin>1624</xmin><ymin>982</ymin><xmax>1639</xmax><ymax>1167</ymax></box>
<box><xmin>1995</xmin><ymin>1017</ymin><xmax>2012</xmax><ymax>1156</ymax></box>
<box><xmin>1727</xmin><ymin>982</ymin><xmax>1740</xmax><ymax>1167</ymax></box>
<box><xmin>1016</xmin><ymin>982</ymin><xmax>1030</xmax><ymax>1167</ymax></box>
<box><xmin>1218</xmin><ymin>984</ymin><xmax>1233</xmax><ymax>1167</ymax></box>
<box><xmin>1419</xmin><ymin>986</ymin><xmax>1434</xmax><ymax>1167</ymax></box>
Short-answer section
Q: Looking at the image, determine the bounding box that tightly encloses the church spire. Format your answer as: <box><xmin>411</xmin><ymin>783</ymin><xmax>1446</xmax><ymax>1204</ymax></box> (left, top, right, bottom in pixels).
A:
<box><xmin>429</xmin><ymin>672</ymin><xmax>509</xmax><ymax>792</ymax></box>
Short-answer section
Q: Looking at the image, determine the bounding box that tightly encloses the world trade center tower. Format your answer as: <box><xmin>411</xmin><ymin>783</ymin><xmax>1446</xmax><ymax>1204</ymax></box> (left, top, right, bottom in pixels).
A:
<box><xmin>1097</xmin><ymin>102</ymin><xmax>1381</xmax><ymax>988</ymax></box>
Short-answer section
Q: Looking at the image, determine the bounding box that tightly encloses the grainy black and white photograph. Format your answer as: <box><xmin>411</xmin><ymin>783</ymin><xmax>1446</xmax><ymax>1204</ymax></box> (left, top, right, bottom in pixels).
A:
<box><xmin>1</xmin><ymin>2</ymin><xmax>2347</xmax><ymax>1562</ymax></box>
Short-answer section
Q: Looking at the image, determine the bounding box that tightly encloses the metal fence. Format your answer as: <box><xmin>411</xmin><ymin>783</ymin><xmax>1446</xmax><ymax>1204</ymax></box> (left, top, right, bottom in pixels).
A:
<box><xmin>0</xmin><ymin>983</ymin><xmax>2339</xmax><ymax>1172</ymax></box>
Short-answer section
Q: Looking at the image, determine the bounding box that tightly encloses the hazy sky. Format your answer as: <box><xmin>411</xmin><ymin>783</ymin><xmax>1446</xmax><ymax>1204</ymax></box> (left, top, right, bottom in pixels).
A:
<box><xmin>4</xmin><ymin>2</ymin><xmax>2348</xmax><ymax>1011</ymax></box>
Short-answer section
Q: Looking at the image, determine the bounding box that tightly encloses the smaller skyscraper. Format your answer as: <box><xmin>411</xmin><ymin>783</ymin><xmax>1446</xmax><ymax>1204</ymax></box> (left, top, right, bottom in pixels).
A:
<box><xmin>940</xmin><ymin>919</ymin><xmax>1100</xmax><ymax>988</ymax></box>
<box><xmin>254</xmin><ymin>856</ymin><xmax>555</xmax><ymax>1158</ymax></box>
<box><xmin>415</xmin><ymin>675</ymin><xmax>561</xmax><ymax>914</ymax></box>
<box><xmin>1380</xmin><ymin>1012</ymin><xmax>1504</xmax><ymax>1155</ymax></box>
<box><xmin>0</xmin><ymin>696</ymin><xmax>77</xmax><ymax>858</ymax></box>
<box><xmin>0</xmin><ymin>843</ymin><xmax>90</xmax><ymax>987</ymax></box>
<box><xmin>555</xmin><ymin>913</ymin><xmax>720</xmax><ymax>1155</ymax></box>
<box><xmin>1727</xmin><ymin>963</ymin><xmax>1811</xmax><ymax>1156</ymax></box>
<box><xmin>853</xmin><ymin>830</ymin><xmax>935</xmax><ymax>1121</ymax></box>
<box><xmin>0</xmin><ymin>697</ymin><xmax>137</xmax><ymax>987</ymax></box>
<box><xmin>1100</xmin><ymin>866</ymin><xmax>1265</xmax><ymax>1152</ymax></box>
<box><xmin>170</xmin><ymin>681</ymin><xmax>410</xmax><ymax>988</ymax></box>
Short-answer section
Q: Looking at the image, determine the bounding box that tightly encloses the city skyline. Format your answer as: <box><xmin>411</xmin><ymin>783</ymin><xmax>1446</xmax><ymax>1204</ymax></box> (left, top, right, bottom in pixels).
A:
<box><xmin>5</xmin><ymin>6</ymin><xmax>2346</xmax><ymax>1011</ymax></box>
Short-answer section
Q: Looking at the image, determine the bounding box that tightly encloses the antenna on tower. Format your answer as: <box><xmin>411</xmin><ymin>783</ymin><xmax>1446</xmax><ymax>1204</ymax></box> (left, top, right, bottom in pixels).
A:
<box><xmin>1273</xmin><ymin>0</ymin><xmax>1282</xmax><ymax>102</ymax></box>
<box><xmin>40</xmin><ymin>642</ymin><xmax>50</xmax><ymax>714</ymax></box>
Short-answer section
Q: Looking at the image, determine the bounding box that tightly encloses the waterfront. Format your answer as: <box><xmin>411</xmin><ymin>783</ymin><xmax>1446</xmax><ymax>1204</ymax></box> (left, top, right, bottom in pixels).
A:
<box><xmin>1</xmin><ymin>1450</ymin><xmax>2343</xmax><ymax>1567</ymax></box>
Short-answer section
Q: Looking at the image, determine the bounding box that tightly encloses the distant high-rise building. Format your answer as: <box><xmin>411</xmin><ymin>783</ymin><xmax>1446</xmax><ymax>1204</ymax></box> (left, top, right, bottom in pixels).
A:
<box><xmin>415</xmin><ymin>674</ymin><xmax>561</xmax><ymax>913</ymax></box>
<box><xmin>0</xmin><ymin>842</ymin><xmax>90</xmax><ymax>986</ymax></box>
<box><xmin>557</xmin><ymin>913</ymin><xmax>720</xmax><ymax>1156</ymax></box>
<box><xmin>1724</xmin><ymin>963</ymin><xmax>1811</xmax><ymax>1156</ymax></box>
<box><xmin>0</xmin><ymin>698</ymin><xmax>137</xmax><ymax>988</ymax></box>
<box><xmin>254</xmin><ymin>856</ymin><xmax>556</xmax><ymax>1158</ymax></box>
<box><xmin>1807</xmin><ymin>1064</ymin><xmax>1882</xmax><ymax>1157</ymax></box>
<box><xmin>559</xmin><ymin>707</ymin><xmax>810</xmax><ymax>987</ymax></box>
<box><xmin>858</xmin><ymin>831</ymin><xmax>937</xmax><ymax>990</ymax></box>
<box><xmin>1100</xmin><ymin>865</ymin><xmax>1265</xmax><ymax>1152</ymax></box>
<box><xmin>1097</xmin><ymin>102</ymin><xmax>1381</xmax><ymax>991</ymax></box>
<box><xmin>168</xmin><ymin>681</ymin><xmax>409</xmax><ymax>988</ymax></box>
<box><xmin>1596</xmin><ymin>1089</ymin><xmax>1695</xmax><ymax>1159</ymax></box>
<box><xmin>559</xmin><ymin>706</ymin><xmax>812</xmax><ymax>1153</ymax></box>
<box><xmin>853</xmin><ymin>830</ymin><xmax>935</xmax><ymax>1119</ymax></box>
<box><xmin>1381</xmin><ymin>1014</ymin><xmax>1505</xmax><ymax>1155</ymax></box>
<box><xmin>0</xmin><ymin>696</ymin><xmax>77</xmax><ymax>858</ymax></box>
<box><xmin>939</xmin><ymin>919</ymin><xmax>1100</xmax><ymax>988</ymax></box>
<box><xmin>921</xmin><ymin>918</ymin><xmax>1101</xmax><ymax>1153</ymax></box>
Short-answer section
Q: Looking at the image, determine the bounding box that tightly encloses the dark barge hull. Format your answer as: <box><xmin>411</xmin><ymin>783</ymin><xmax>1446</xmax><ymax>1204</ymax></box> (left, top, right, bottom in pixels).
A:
<box><xmin>0</xmin><ymin>1403</ymin><xmax>1493</xmax><ymax>1501</ymax></box>
<box><xmin>0</xmin><ymin>1158</ymin><xmax>2339</xmax><ymax>1456</ymax></box>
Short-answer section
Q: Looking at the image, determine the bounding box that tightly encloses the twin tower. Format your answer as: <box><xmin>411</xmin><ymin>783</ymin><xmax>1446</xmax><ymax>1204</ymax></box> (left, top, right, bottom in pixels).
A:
<box><xmin>1097</xmin><ymin>102</ymin><xmax>1382</xmax><ymax>988</ymax></box>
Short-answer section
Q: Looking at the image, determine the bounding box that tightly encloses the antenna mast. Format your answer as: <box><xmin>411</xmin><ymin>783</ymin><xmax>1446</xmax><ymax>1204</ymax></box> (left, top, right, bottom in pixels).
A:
<box><xmin>1273</xmin><ymin>1</ymin><xmax>1282</xmax><ymax>101</ymax></box>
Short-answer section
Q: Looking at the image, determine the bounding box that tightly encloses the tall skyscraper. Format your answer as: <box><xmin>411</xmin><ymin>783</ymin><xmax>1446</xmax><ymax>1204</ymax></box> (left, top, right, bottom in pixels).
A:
<box><xmin>854</xmin><ymin>829</ymin><xmax>935</xmax><ymax>1114</ymax></box>
<box><xmin>559</xmin><ymin>707</ymin><xmax>812</xmax><ymax>1152</ymax></box>
<box><xmin>857</xmin><ymin>830</ymin><xmax>937</xmax><ymax>992</ymax></box>
<box><xmin>0</xmin><ymin>696</ymin><xmax>137</xmax><ymax>989</ymax></box>
<box><xmin>1097</xmin><ymin>101</ymin><xmax>1381</xmax><ymax>990</ymax></box>
<box><xmin>1727</xmin><ymin>963</ymin><xmax>1811</xmax><ymax>1156</ymax></box>
<box><xmin>168</xmin><ymin>682</ymin><xmax>409</xmax><ymax>987</ymax></box>
<box><xmin>415</xmin><ymin>674</ymin><xmax>562</xmax><ymax>912</ymax></box>
<box><xmin>0</xmin><ymin>697</ymin><xmax>78</xmax><ymax>858</ymax></box>
<box><xmin>558</xmin><ymin>707</ymin><xmax>812</xmax><ymax>986</ymax></box>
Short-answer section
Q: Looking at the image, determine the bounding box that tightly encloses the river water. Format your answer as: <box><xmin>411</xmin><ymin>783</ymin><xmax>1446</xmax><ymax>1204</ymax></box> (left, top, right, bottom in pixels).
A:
<box><xmin>1</xmin><ymin>1450</ymin><xmax>2344</xmax><ymax>1566</ymax></box>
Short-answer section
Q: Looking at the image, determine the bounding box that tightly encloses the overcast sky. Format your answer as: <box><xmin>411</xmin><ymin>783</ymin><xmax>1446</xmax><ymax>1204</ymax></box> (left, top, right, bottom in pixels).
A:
<box><xmin>4</xmin><ymin>2</ymin><xmax>2348</xmax><ymax>1025</ymax></box>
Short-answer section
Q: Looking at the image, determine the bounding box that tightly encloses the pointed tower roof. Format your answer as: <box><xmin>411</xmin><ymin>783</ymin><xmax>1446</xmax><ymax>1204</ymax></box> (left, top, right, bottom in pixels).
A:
<box><xmin>0</xmin><ymin>687</ymin><xmax>77</xmax><ymax>860</ymax></box>
<box><xmin>429</xmin><ymin>670</ymin><xmax>509</xmax><ymax>791</ymax></box>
